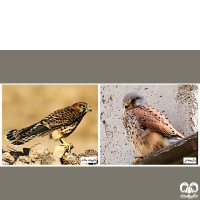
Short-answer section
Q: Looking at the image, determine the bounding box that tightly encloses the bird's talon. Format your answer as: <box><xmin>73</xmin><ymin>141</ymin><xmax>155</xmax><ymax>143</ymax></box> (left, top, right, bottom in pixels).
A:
<box><xmin>66</xmin><ymin>143</ymin><xmax>74</xmax><ymax>153</ymax></box>
<box><xmin>60</xmin><ymin>139</ymin><xmax>74</xmax><ymax>153</ymax></box>
<box><xmin>133</xmin><ymin>157</ymin><xmax>143</xmax><ymax>163</ymax></box>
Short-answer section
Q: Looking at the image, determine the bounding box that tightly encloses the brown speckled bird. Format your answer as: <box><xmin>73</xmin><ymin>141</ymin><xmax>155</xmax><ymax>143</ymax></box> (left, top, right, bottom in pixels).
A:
<box><xmin>6</xmin><ymin>102</ymin><xmax>92</xmax><ymax>151</ymax></box>
<box><xmin>122</xmin><ymin>92</ymin><xmax>184</xmax><ymax>163</ymax></box>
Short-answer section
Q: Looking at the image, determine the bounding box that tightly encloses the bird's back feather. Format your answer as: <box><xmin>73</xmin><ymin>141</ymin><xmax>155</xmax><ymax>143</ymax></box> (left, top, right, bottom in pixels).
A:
<box><xmin>133</xmin><ymin>106</ymin><xmax>184</xmax><ymax>138</ymax></box>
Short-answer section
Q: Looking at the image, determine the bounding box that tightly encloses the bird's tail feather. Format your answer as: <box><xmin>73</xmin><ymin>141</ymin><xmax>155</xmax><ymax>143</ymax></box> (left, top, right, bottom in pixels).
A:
<box><xmin>6</xmin><ymin>123</ymin><xmax>50</xmax><ymax>145</ymax></box>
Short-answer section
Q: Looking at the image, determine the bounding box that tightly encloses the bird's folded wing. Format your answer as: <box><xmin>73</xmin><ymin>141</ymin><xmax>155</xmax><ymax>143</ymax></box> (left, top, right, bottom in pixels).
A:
<box><xmin>41</xmin><ymin>107</ymin><xmax>84</xmax><ymax>128</ymax></box>
<box><xmin>133</xmin><ymin>106</ymin><xmax>184</xmax><ymax>138</ymax></box>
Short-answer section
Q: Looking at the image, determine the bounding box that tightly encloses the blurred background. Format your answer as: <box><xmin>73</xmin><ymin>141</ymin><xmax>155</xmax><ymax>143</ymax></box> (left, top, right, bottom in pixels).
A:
<box><xmin>2</xmin><ymin>85</ymin><xmax>98</xmax><ymax>154</ymax></box>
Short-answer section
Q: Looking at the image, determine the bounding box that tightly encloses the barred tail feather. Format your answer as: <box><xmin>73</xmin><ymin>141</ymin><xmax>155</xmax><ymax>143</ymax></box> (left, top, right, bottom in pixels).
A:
<box><xmin>6</xmin><ymin>129</ymin><xmax>31</xmax><ymax>145</ymax></box>
<box><xmin>6</xmin><ymin>123</ymin><xmax>50</xmax><ymax>145</ymax></box>
<box><xmin>6</xmin><ymin>130</ymin><xmax>17</xmax><ymax>141</ymax></box>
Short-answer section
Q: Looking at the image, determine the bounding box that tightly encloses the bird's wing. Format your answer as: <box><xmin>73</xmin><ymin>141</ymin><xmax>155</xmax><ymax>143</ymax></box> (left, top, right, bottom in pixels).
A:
<box><xmin>41</xmin><ymin>107</ymin><xmax>84</xmax><ymax>129</ymax></box>
<box><xmin>133</xmin><ymin>106</ymin><xmax>184</xmax><ymax>138</ymax></box>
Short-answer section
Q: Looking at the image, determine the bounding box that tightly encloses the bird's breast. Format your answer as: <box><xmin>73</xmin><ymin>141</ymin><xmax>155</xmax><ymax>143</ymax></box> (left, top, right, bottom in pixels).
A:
<box><xmin>50</xmin><ymin>130</ymin><xmax>64</xmax><ymax>141</ymax></box>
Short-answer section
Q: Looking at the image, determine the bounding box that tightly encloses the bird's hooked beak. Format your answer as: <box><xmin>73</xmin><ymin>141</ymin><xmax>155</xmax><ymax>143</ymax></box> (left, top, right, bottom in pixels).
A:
<box><xmin>88</xmin><ymin>106</ymin><xmax>92</xmax><ymax>112</ymax></box>
<box><xmin>124</xmin><ymin>101</ymin><xmax>130</xmax><ymax>109</ymax></box>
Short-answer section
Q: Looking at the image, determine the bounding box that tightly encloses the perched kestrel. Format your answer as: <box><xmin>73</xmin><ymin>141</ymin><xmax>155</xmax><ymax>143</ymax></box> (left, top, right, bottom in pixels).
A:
<box><xmin>6</xmin><ymin>102</ymin><xmax>92</xmax><ymax>151</ymax></box>
<box><xmin>122</xmin><ymin>92</ymin><xmax>184</xmax><ymax>163</ymax></box>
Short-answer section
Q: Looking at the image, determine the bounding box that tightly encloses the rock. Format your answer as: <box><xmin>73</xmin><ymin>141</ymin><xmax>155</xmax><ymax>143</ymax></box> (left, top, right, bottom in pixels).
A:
<box><xmin>13</xmin><ymin>156</ymin><xmax>31</xmax><ymax>165</ymax></box>
<box><xmin>13</xmin><ymin>160</ymin><xmax>30</xmax><ymax>165</ymax></box>
<box><xmin>31</xmin><ymin>160</ymin><xmax>42</xmax><ymax>165</ymax></box>
<box><xmin>54</xmin><ymin>145</ymin><xmax>67</xmax><ymax>158</ymax></box>
<box><xmin>2</xmin><ymin>144</ymin><xmax>98</xmax><ymax>165</ymax></box>
<box><xmin>85</xmin><ymin>149</ymin><xmax>98</xmax><ymax>156</ymax></box>
<box><xmin>62</xmin><ymin>153</ymin><xmax>80</xmax><ymax>165</ymax></box>
<box><xmin>41</xmin><ymin>153</ymin><xmax>61</xmax><ymax>165</ymax></box>
<box><xmin>29</xmin><ymin>143</ymin><xmax>49</xmax><ymax>162</ymax></box>
<box><xmin>2</xmin><ymin>152</ymin><xmax>15</xmax><ymax>164</ymax></box>
<box><xmin>10</xmin><ymin>151</ymin><xmax>24</xmax><ymax>160</ymax></box>
<box><xmin>77</xmin><ymin>149</ymin><xmax>98</xmax><ymax>165</ymax></box>
<box><xmin>23</xmin><ymin>148</ymin><xmax>30</xmax><ymax>156</ymax></box>
<box><xmin>62</xmin><ymin>149</ymin><xmax>98</xmax><ymax>165</ymax></box>
<box><xmin>2</xmin><ymin>161</ymin><xmax>9</xmax><ymax>165</ymax></box>
<box><xmin>19</xmin><ymin>156</ymin><xmax>30</xmax><ymax>163</ymax></box>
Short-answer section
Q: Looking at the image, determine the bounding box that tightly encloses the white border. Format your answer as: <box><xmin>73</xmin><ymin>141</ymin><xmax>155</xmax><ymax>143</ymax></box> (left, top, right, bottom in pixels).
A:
<box><xmin>0</xmin><ymin>85</ymin><xmax>2</xmax><ymax>163</ymax></box>
<box><xmin>98</xmin><ymin>84</ymin><xmax>101</xmax><ymax>165</ymax></box>
<box><xmin>1</xmin><ymin>83</ymin><xmax>199</xmax><ymax>167</ymax></box>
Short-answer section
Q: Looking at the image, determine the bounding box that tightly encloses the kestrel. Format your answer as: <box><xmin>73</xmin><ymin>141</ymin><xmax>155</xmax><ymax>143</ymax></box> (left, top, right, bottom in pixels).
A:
<box><xmin>122</xmin><ymin>92</ymin><xmax>184</xmax><ymax>163</ymax></box>
<box><xmin>6</xmin><ymin>102</ymin><xmax>92</xmax><ymax>152</ymax></box>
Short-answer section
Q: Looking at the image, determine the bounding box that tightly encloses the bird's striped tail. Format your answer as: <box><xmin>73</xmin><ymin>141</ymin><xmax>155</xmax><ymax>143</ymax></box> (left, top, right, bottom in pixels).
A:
<box><xmin>6</xmin><ymin>123</ymin><xmax>50</xmax><ymax>145</ymax></box>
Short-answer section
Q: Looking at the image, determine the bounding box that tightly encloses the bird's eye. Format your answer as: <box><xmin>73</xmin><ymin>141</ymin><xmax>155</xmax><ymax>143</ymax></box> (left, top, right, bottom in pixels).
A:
<box><xmin>131</xmin><ymin>99</ymin><xmax>136</xmax><ymax>103</ymax></box>
<box><xmin>81</xmin><ymin>105</ymin><xmax>86</xmax><ymax>108</ymax></box>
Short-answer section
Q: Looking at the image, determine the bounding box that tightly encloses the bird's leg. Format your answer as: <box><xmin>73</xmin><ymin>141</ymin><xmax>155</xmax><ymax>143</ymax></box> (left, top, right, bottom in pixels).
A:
<box><xmin>60</xmin><ymin>139</ymin><xmax>74</xmax><ymax>153</ymax></box>
<box><xmin>133</xmin><ymin>157</ymin><xmax>143</xmax><ymax>163</ymax></box>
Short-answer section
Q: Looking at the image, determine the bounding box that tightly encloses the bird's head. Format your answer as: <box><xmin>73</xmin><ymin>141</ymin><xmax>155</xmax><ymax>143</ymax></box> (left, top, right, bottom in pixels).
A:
<box><xmin>123</xmin><ymin>92</ymin><xmax>148</xmax><ymax>110</ymax></box>
<box><xmin>73</xmin><ymin>102</ymin><xmax>92</xmax><ymax>114</ymax></box>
